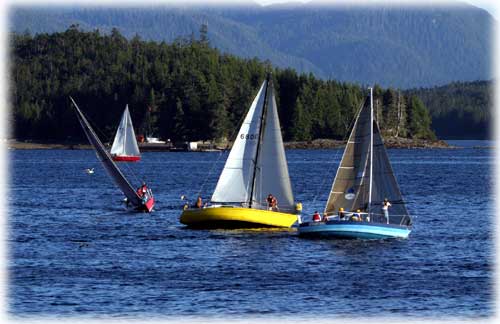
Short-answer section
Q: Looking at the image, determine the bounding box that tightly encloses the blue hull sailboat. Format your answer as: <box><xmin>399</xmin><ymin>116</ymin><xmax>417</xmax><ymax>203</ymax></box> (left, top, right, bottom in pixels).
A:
<box><xmin>298</xmin><ymin>88</ymin><xmax>412</xmax><ymax>239</ymax></box>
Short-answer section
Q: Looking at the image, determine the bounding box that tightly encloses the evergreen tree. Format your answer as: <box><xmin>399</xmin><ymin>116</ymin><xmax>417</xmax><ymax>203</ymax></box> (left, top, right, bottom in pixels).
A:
<box><xmin>407</xmin><ymin>95</ymin><xmax>436</xmax><ymax>140</ymax></box>
<box><xmin>10</xmin><ymin>27</ymin><xmax>437</xmax><ymax>142</ymax></box>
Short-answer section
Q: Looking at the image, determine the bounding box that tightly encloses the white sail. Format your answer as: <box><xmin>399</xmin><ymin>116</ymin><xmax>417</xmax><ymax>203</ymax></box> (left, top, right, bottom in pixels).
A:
<box><xmin>252</xmin><ymin>82</ymin><xmax>295</xmax><ymax>212</ymax></box>
<box><xmin>70</xmin><ymin>98</ymin><xmax>141</xmax><ymax>206</ymax></box>
<box><xmin>211</xmin><ymin>81</ymin><xmax>267</xmax><ymax>204</ymax></box>
<box><xmin>110</xmin><ymin>105</ymin><xmax>140</xmax><ymax>157</ymax></box>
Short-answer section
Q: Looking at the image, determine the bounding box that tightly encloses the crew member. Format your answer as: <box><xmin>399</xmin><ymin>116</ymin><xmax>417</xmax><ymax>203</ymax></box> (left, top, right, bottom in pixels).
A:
<box><xmin>195</xmin><ymin>196</ymin><xmax>203</xmax><ymax>208</ymax></box>
<box><xmin>338</xmin><ymin>207</ymin><xmax>345</xmax><ymax>220</ymax></box>
<box><xmin>382</xmin><ymin>198</ymin><xmax>391</xmax><ymax>223</ymax></box>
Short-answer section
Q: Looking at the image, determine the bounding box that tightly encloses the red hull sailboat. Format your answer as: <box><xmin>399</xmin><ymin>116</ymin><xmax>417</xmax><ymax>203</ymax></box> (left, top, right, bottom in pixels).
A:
<box><xmin>110</xmin><ymin>105</ymin><xmax>141</xmax><ymax>162</ymax></box>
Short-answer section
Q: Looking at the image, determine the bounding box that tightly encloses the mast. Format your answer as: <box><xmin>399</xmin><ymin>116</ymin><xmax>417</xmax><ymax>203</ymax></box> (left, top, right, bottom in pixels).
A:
<box><xmin>368</xmin><ymin>87</ymin><xmax>374</xmax><ymax>215</ymax></box>
<box><xmin>249</xmin><ymin>74</ymin><xmax>270</xmax><ymax>208</ymax></box>
<box><xmin>123</xmin><ymin>105</ymin><xmax>128</xmax><ymax>153</ymax></box>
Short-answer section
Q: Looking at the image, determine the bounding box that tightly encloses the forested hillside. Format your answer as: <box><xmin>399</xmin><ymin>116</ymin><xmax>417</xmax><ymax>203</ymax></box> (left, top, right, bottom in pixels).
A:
<box><xmin>10</xmin><ymin>3</ymin><xmax>493</xmax><ymax>88</ymax></box>
<box><xmin>406</xmin><ymin>81</ymin><xmax>492</xmax><ymax>139</ymax></box>
<box><xmin>11</xmin><ymin>27</ymin><xmax>434</xmax><ymax>143</ymax></box>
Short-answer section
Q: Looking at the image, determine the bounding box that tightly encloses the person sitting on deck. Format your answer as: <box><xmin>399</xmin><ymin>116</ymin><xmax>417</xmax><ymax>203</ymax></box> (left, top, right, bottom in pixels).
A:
<box><xmin>350</xmin><ymin>209</ymin><xmax>362</xmax><ymax>222</ymax></box>
<box><xmin>136</xmin><ymin>182</ymin><xmax>149</xmax><ymax>205</ymax></box>
<box><xmin>267</xmin><ymin>194</ymin><xmax>274</xmax><ymax>210</ymax></box>
<box><xmin>271</xmin><ymin>196</ymin><xmax>278</xmax><ymax>211</ymax></box>
<box><xmin>267</xmin><ymin>194</ymin><xmax>278</xmax><ymax>211</ymax></box>
<box><xmin>137</xmin><ymin>182</ymin><xmax>147</xmax><ymax>197</ymax></box>
<box><xmin>312</xmin><ymin>211</ymin><xmax>321</xmax><ymax>222</ymax></box>
<box><xmin>338</xmin><ymin>207</ymin><xmax>345</xmax><ymax>220</ymax></box>
<box><xmin>195</xmin><ymin>196</ymin><xmax>203</xmax><ymax>208</ymax></box>
<box><xmin>322</xmin><ymin>212</ymin><xmax>330</xmax><ymax>222</ymax></box>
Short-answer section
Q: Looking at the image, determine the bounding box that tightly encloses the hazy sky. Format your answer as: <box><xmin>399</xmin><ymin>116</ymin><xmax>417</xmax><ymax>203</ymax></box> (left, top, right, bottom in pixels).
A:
<box><xmin>254</xmin><ymin>0</ymin><xmax>497</xmax><ymax>19</ymax></box>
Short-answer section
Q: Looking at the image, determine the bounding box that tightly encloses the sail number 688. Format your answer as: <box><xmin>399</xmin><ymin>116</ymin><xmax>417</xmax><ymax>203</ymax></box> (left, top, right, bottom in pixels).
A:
<box><xmin>240</xmin><ymin>133</ymin><xmax>258</xmax><ymax>140</ymax></box>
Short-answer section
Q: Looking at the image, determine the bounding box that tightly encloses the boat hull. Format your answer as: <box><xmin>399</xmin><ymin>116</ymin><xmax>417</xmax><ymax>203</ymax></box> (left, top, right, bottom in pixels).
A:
<box><xmin>135</xmin><ymin>196</ymin><xmax>155</xmax><ymax>213</ymax></box>
<box><xmin>180</xmin><ymin>206</ymin><xmax>298</xmax><ymax>228</ymax></box>
<box><xmin>112</xmin><ymin>155</ymin><xmax>141</xmax><ymax>162</ymax></box>
<box><xmin>298</xmin><ymin>220</ymin><xmax>411</xmax><ymax>239</ymax></box>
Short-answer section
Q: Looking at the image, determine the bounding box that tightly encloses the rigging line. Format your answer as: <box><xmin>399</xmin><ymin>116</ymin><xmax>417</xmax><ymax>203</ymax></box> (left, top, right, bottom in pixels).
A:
<box><xmin>310</xmin><ymin>97</ymin><xmax>365</xmax><ymax>206</ymax></box>
<box><xmin>195</xmin><ymin>90</ymin><xmax>253</xmax><ymax>199</ymax></box>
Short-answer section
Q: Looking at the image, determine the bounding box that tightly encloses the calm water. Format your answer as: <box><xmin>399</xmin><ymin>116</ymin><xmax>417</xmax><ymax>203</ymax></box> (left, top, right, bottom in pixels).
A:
<box><xmin>9</xmin><ymin>146</ymin><xmax>494</xmax><ymax>319</ymax></box>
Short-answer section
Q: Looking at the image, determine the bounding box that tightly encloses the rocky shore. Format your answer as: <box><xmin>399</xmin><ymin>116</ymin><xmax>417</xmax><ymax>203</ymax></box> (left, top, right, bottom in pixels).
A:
<box><xmin>7</xmin><ymin>137</ymin><xmax>453</xmax><ymax>150</ymax></box>
<box><xmin>284</xmin><ymin>138</ymin><xmax>451</xmax><ymax>149</ymax></box>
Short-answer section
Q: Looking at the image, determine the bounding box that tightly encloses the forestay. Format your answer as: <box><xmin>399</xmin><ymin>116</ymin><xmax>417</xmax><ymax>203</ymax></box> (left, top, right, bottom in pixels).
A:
<box><xmin>70</xmin><ymin>97</ymin><xmax>141</xmax><ymax>206</ymax></box>
<box><xmin>110</xmin><ymin>105</ymin><xmax>140</xmax><ymax>157</ymax></box>
<box><xmin>211</xmin><ymin>81</ymin><xmax>267</xmax><ymax>204</ymax></box>
<box><xmin>252</xmin><ymin>81</ymin><xmax>295</xmax><ymax>212</ymax></box>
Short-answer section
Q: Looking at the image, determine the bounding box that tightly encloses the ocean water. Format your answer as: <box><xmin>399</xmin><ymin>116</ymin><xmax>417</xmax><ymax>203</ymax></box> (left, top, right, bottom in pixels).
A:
<box><xmin>9</xmin><ymin>146</ymin><xmax>494</xmax><ymax>319</ymax></box>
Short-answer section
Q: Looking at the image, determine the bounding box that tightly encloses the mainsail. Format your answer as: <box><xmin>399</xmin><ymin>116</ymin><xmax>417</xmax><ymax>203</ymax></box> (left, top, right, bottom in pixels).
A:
<box><xmin>324</xmin><ymin>90</ymin><xmax>410</xmax><ymax>225</ymax></box>
<box><xmin>211</xmin><ymin>77</ymin><xmax>295</xmax><ymax>211</ymax></box>
<box><xmin>110</xmin><ymin>105</ymin><xmax>140</xmax><ymax>157</ymax></box>
<box><xmin>252</xmin><ymin>81</ymin><xmax>295</xmax><ymax>212</ymax></box>
<box><xmin>211</xmin><ymin>81</ymin><xmax>267</xmax><ymax>204</ymax></box>
<box><xmin>70</xmin><ymin>97</ymin><xmax>141</xmax><ymax>206</ymax></box>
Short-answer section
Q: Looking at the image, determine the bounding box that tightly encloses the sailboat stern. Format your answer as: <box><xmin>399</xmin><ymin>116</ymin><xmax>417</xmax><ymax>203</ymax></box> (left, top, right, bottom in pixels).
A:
<box><xmin>180</xmin><ymin>206</ymin><xmax>298</xmax><ymax>228</ymax></box>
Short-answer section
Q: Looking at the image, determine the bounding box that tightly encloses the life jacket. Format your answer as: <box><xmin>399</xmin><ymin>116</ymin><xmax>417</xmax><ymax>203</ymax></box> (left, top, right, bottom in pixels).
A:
<box><xmin>313</xmin><ymin>213</ymin><xmax>321</xmax><ymax>222</ymax></box>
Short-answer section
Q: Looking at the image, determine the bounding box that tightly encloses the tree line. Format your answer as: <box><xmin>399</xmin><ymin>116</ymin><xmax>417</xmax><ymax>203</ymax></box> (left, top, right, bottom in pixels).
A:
<box><xmin>11</xmin><ymin>26</ymin><xmax>435</xmax><ymax>143</ymax></box>
<box><xmin>406</xmin><ymin>81</ymin><xmax>491</xmax><ymax>139</ymax></box>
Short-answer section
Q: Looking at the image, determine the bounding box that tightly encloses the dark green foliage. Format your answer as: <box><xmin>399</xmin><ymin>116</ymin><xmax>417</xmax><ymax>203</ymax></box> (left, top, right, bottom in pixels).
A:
<box><xmin>11</xmin><ymin>28</ymin><xmax>435</xmax><ymax>142</ymax></box>
<box><xmin>406</xmin><ymin>81</ymin><xmax>492</xmax><ymax>139</ymax></box>
<box><xmin>406</xmin><ymin>96</ymin><xmax>436</xmax><ymax>140</ymax></box>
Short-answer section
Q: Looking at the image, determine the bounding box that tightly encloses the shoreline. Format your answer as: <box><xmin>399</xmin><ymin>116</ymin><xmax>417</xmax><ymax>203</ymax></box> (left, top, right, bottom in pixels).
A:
<box><xmin>5</xmin><ymin>138</ymin><xmax>461</xmax><ymax>150</ymax></box>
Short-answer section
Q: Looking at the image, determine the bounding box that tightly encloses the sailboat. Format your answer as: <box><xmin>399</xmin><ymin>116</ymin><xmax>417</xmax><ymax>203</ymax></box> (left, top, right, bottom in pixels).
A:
<box><xmin>70</xmin><ymin>97</ymin><xmax>155</xmax><ymax>212</ymax></box>
<box><xmin>180</xmin><ymin>75</ymin><xmax>300</xmax><ymax>228</ymax></box>
<box><xmin>298</xmin><ymin>88</ymin><xmax>412</xmax><ymax>239</ymax></box>
<box><xmin>110</xmin><ymin>105</ymin><xmax>141</xmax><ymax>162</ymax></box>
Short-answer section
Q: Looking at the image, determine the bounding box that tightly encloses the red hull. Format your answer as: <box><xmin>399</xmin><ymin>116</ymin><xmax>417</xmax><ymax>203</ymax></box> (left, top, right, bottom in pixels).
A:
<box><xmin>112</xmin><ymin>155</ymin><xmax>141</xmax><ymax>162</ymax></box>
<box><xmin>144</xmin><ymin>197</ymin><xmax>155</xmax><ymax>212</ymax></box>
<box><xmin>136</xmin><ymin>196</ymin><xmax>155</xmax><ymax>213</ymax></box>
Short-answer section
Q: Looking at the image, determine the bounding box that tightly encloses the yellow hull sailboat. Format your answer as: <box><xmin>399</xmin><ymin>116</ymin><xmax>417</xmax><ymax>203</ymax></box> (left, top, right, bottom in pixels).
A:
<box><xmin>180</xmin><ymin>74</ymin><xmax>300</xmax><ymax>228</ymax></box>
<box><xmin>180</xmin><ymin>206</ymin><xmax>298</xmax><ymax>228</ymax></box>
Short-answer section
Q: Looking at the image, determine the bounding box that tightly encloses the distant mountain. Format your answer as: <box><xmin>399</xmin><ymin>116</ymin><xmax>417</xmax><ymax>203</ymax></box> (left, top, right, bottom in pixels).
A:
<box><xmin>9</xmin><ymin>2</ymin><xmax>493</xmax><ymax>88</ymax></box>
<box><xmin>406</xmin><ymin>80</ymin><xmax>492</xmax><ymax>139</ymax></box>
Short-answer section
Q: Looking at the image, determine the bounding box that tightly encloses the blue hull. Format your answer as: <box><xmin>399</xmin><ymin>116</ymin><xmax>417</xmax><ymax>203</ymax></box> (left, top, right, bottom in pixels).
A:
<box><xmin>298</xmin><ymin>221</ymin><xmax>411</xmax><ymax>239</ymax></box>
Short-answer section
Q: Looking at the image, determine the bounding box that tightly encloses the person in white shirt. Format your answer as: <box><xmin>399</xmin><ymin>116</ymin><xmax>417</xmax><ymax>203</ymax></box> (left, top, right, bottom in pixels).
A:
<box><xmin>382</xmin><ymin>198</ymin><xmax>391</xmax><ymax>223</ymax></box>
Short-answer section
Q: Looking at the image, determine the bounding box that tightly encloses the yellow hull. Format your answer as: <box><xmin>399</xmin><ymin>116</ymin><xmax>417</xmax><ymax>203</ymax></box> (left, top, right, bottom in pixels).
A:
<box><xmin>180</xmin><ymin>206</ymin><xmax>298</xmax><ymax>228</ymax></box>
